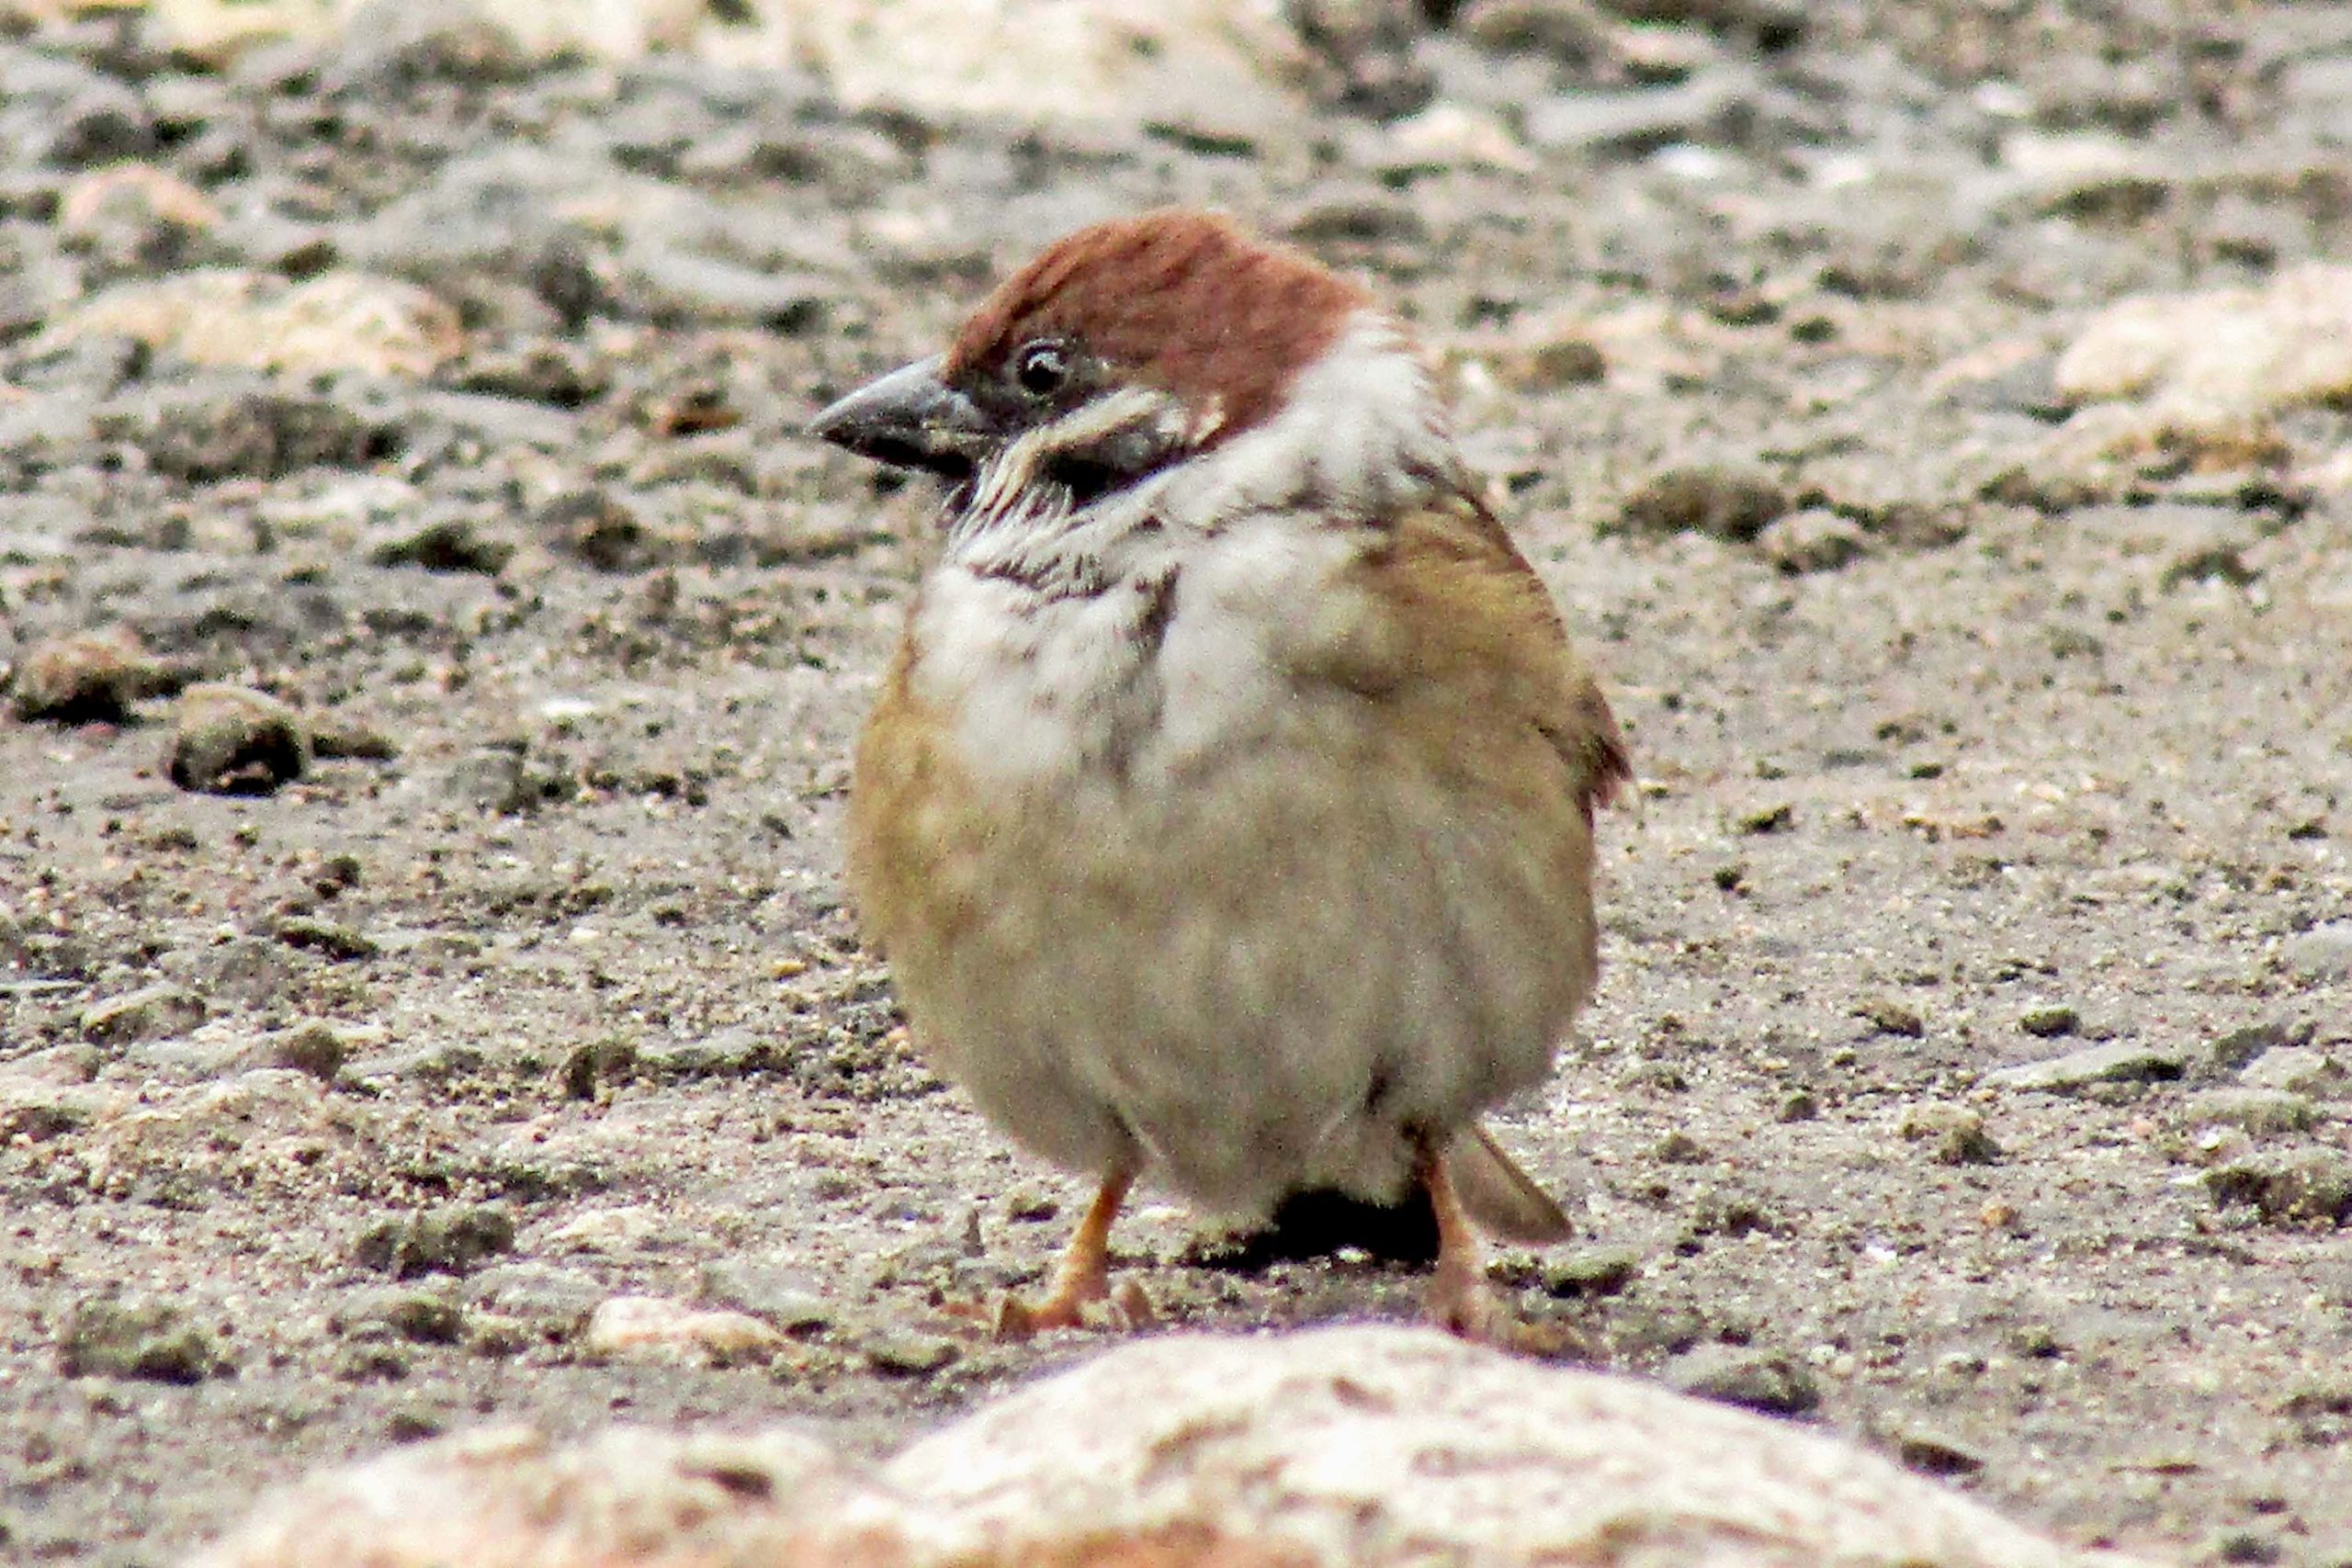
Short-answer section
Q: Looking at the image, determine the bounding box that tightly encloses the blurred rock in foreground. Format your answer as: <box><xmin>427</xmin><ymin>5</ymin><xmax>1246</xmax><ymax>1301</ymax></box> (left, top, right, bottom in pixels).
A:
<box><xmin>196</xmin><ymin>1325</ymin><xmax>2154</xmax><ymax>1568</ymax></box>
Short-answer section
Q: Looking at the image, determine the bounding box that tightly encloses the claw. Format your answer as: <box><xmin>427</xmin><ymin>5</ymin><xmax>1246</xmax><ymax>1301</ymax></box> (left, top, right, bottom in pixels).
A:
<box><xmin>951</xmin><ymin>1165</ymin><xmax>1143</xmax><ymax>1341</ymax></box>
<box><xmin>988</xmin><ymin>1274</ymin><xmax>1157</xmax><ymax>1340</ymax></box>
<box><xmin>1108</xmin><ymin>1278</ymin><xmax>1158</xmax><ymax>1330</ymax></box>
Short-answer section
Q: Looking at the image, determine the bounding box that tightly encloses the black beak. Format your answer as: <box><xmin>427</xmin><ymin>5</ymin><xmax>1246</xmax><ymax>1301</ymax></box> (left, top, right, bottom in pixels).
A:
<box><xmin>808</xmin><ymin>355</ymin><xmax>999</xmax><ymax>482</ymax></box>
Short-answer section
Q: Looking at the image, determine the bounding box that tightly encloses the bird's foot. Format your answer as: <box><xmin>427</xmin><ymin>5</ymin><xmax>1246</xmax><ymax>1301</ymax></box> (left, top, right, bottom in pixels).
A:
<box><xmin>1425</xmin><ymin>1262</ymin><xmax>1595</xmax><ymax>1358</ymax></box>
<box><xmin>1424</xmin><ymin>1253</ymin><xmax>1510</xmax><ymax>1344</ymax></box>
<box><xmin>941</xmin><ymin>1163</ymin><xmax>1153</xmax><ymax>1340</ymax></box>
<box><xmin>945</xmin><ymin>1275</ymin><xmax>1155</xmax><ymax>1340</ymax></box>
<box><xmin>992</xmin><ymin>1276</ymin><xmax>1156</xmax><ymax>1340</ymax></box>
<box><xmin>1417</xmin><ymin>1130</ymin><xmax>1560</xmax><ymax>1353</ymax></box>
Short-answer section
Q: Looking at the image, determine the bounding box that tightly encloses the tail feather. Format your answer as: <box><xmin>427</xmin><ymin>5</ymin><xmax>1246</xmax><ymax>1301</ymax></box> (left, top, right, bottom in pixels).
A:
<box><xmin>1447</xmin><ymin>1123</ymin><xmax>1572</xmax><ymax>1244</ymax></box>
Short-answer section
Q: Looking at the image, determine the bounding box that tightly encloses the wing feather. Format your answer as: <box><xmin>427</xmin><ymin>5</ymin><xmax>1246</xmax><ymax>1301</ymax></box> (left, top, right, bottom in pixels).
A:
<box><xmin>1310</xmin><ymin>491</ymin><xmax>1631</xmax><ymax>823</ymax></box>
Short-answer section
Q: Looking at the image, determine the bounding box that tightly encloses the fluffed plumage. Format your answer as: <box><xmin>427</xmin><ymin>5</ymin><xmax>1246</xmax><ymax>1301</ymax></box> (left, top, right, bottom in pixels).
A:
<box><xmin>813</xmin><ymin>210</ymin><xmax>1629</xmax><ymax>1335</ymax></box>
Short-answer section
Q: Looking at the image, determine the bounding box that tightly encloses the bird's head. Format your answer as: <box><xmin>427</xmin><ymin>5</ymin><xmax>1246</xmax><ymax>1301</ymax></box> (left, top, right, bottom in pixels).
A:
<box><xmin>811</xmin><ymin>209</ymin><xmax>1455</xmax><ymax>539</ymax></box>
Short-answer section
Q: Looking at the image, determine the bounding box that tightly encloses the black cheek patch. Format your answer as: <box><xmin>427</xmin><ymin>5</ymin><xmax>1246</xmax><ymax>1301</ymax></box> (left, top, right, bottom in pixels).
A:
<box><xmin>1042</xmin><ymin>454</ymin><xmax>1121</xmax><ymax>506</ymax></box>
<box><xmin>1042</xmin><ymin>419</ymin><xmax>1190</xmax><ymax>504</ymax></box>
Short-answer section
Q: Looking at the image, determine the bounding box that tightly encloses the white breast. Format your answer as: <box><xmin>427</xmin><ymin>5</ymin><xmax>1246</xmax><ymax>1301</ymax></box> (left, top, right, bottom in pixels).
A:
<box><xmin>909</xmin><ymin>514</ymin><xmax>1372</xmax><ymax>788</ymax></box>
<box><xmin>910</xmin><ymin>567</ymin><xmax>1141</xmax><ymax>783</ymax></box>
<box><xmin>1137</xmin><ymin>518</ymin><xmax>1369</xmax><ymax>773</ymax></box>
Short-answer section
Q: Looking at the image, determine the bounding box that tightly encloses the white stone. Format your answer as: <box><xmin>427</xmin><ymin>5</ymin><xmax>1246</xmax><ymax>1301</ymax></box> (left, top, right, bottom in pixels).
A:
<box><xmin>2050</xmin><ymin>264</ymin><xmax>2352</xmax><ymax>457</ymax></box>
<box><xmin>876</xmin><ymin>1325</ymin><xmax>2148</xmax><ymax>1568</ymax></box>
<box><xmin>40</xmin><ymin>271</ymin><xmax>463</xmax><ymax>380</ymax></box>
<box><xmin>59</xmin><ymin>0</ymin><xmax>1312</xmax><ymax>130</ymax></box>
<box><xmin>582</xmin><ymin>1294</ymin><xmax>784</xmax><ymax>1365</ymax></box>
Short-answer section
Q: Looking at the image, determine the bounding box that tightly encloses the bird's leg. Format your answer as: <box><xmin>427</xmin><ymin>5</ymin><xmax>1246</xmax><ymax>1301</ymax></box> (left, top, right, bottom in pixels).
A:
<box><xmin>1417</xmin><ymin>1134</ymin><xmax>1506</xmax><ymax>1342</ymax></box>
<box><xmin>994</xmin><ymin>1163</ymin><xmax>1151</xmax><ymax>1338</ymax></box>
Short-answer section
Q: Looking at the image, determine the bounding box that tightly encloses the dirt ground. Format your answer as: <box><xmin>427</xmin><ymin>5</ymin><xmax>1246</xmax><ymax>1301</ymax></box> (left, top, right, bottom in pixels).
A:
<box><xmin>2</xmin><ymin>1</ymin><xmax>2350</xmax><ymax>1562</ymax></box>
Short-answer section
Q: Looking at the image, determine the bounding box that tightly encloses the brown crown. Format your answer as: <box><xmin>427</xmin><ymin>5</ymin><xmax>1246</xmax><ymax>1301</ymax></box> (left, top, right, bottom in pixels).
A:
<box><xmin>945</xmin><ymin>209</ymin><xmax>1372</xmax><ymax>443</ymax></box>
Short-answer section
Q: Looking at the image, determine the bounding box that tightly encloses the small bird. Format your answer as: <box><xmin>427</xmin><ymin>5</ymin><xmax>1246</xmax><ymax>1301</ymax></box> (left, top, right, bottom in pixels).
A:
<box><xmin>811</xmin><ymin>209</ymin><xmax>1628</xmax><ymax>1337</ymax></box>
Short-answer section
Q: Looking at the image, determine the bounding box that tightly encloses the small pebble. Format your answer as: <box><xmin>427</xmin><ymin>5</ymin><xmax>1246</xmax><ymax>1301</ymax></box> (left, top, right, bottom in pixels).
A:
<box><xmin>167</xmin><ymin>684</ymin><xmax>308</xmax><ymax>795</ymax></box>
<box><xmin>1898</xmin><ymin>1104</ymin><xmax>2002</xmax><ymax>1166</ymax></box>
<box><xmin>584</xmin><ymin>1295</ymin><xmax>782</xmax><ymax>1367</ymax></box>
<box><xmin>1661</xmin><ymin>1345</ymin><xmax>1820</xmax><ymax>1416</ymax></box>
<box><xmin>2239</xmin><ymin>1046</ymin><xmax>2348</xmax><ymax>1099</ymax></box>
<box><xmin>349</xmin><ymin>1289</ymin><xmax>466</xmax><ymax>1346</ymax></box>
<box><xmin>79</xmin><ymin>984</ymin><xmax>206</xmax><ymax>1045</ymax></box>
<box><xmin>1651</xmin><ymin>1131</ymin><xmax>1709</xmax><ymax>1165</ymax></box>
<box><xmin>9</xmin><ymin>630</ymin><xmax>164</xmax><ymax>723</ymax></box>
<box><xmin>2206</xmin><ymin>1149</ymin><xmax>2352</xmax><ymax>1225</ymax></box>
<box><xmin>2284</xmin><ymin>923</ymin><xmax>2352</xmax><ymax>981</ymax></box>
<box><xmin>1983</xmin><ymin>1042</ymin><xmax>2186</xmax><ymax>1095</ymax></box>
<box><xmin>1757</xmin><ymin>509</ymin><xmax>1869</xmax><ymax>574</ymax></box>
<box><xmin>1616</xmin><ymin>467</ymin><xmax>1789</xmax><ymax>543</ymax></box>
<box><xmin>268</xmin><ymin>1021</ymin><xmax>349</xmax><ymax>1080</ymax></box>
<box><xmin>2180</xmin><ymin>1088</ymin><xmax>2316</xmax><ymax>1138</ymax></box>
<box><xmin>1855</xmin><ymin>998</ymin><xmax>1925</xmax><ymax>1039</ymax></box>
<box><xmin>58</xmin><ymin>1300</ymin><xmax>222</xmax><ymax>1383</ymax></box>
<box><xmin>370</xmin><ymin>516</ymin><xmax>515</xmax><ymax>575</ymax></box>
<box><xmin>696</xmin><ymin>1258</ymin><xmax>834</xmax><ymax>1333</ymax></box>
<box><xmin>1892</xmin><ymin>1427</ymin><xmax>1989</xmax><ymax>1477</ymax></box>
<box><xmin>353</xmin><ymin>1207</ymin><xmax>515</xmax><ymax>1279</ymax></box>
<box><xmin>860</xmin><ymin>1328</ymin><xmax>961</xmax><ymax>1377</ymax></box>
<box><xmin>1492</xmin><ymin>333</ymin><xmax>1608</xmax><ymax>390</ymax></box>
<box><xmin>2018</xmin><ymin>1004</ymin><xmax>2080</xmax><ymax>1039</ymax></box>
<box><xmin>386</xmin><ymin>1408</ymin><xmax>447</xmax><ymax>1443</ymax></box>
<box><xmin>2008</xmin><ymin>1324</ymin><xmax>2064</xmax><ymax>1359</ymax></box>
<box><xmin>310</xmin><ymin>720</ymin><xmax>400</xmax><ymax>761</ymax></box>
<box><xmin>333</xmin><ymin>1340</ymin><xmax>412</xmax><ymax>1383</ymax></box>
<box><xmin>999</xmin><ymin>1186</ymin><xmax>1062</xmax><ymax>1223</ymax></box>
<box><xmin>1538</xmin><ymin>1246</ymin><xmax>1641</xmax><ymax>1299</ymax></box>
<box><xmin>466</xmin><ymin>1313</ymin><xmax>533</xmax><ymax>1359</ymax></box>
<box><xmin>2199</xmin><ymin>1529</ymin><xmax>2283</xmax><ymax>1565</ymax></box>
<box><xmin>2210</xmin><ymin>1021</ymin><xmax>2308</xmax><ymax>1075</ymax></box>
<box><xmin>274</xmin><ymin>917</ymin><xmax>379</xmax><ymax>961</ymax></box>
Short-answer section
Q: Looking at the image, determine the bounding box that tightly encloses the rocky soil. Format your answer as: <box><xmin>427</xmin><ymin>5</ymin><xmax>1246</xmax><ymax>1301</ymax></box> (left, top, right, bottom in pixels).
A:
<box><xmin>0</xmin><ymin>0</ymin><xmax>2348</xmax><ymax>1563</ymax></box>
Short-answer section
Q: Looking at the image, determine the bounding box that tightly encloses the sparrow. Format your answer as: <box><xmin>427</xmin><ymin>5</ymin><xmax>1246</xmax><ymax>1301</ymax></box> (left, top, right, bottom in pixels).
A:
<box><xmin>810</xmin><ymin>209</ymin><xmax>1629</xmax><ymax>1337</ymax></box>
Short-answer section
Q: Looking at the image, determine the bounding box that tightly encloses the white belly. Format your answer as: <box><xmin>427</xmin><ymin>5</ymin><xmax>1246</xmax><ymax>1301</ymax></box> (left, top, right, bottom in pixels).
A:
<box><xmin>912</xmin><ymin>761</ymin><xmax>1588</xmax><ymax>1218</ymax></box>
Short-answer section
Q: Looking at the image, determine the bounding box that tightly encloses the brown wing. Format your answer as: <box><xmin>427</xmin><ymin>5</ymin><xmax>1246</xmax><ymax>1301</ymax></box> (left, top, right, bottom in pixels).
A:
<box><xmin>1308</xmin><ymin>490</ymin><xmax>1632</xmax><ymax>825</ymax></box>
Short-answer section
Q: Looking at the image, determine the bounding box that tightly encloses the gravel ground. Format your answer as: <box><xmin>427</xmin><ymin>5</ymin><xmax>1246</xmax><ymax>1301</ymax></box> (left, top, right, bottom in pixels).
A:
<box><xmin>2</xmin><ymin>2</ymin><xmax>2349</xmax><ymax>1562</ymax></box>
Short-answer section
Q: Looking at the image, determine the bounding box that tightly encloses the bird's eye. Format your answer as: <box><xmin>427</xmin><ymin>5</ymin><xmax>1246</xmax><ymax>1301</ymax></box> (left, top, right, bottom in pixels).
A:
<box><xmin>1013</xmin><ymin>341</ymin><xmax>1069</xmax><ymax>397</ymax></box>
